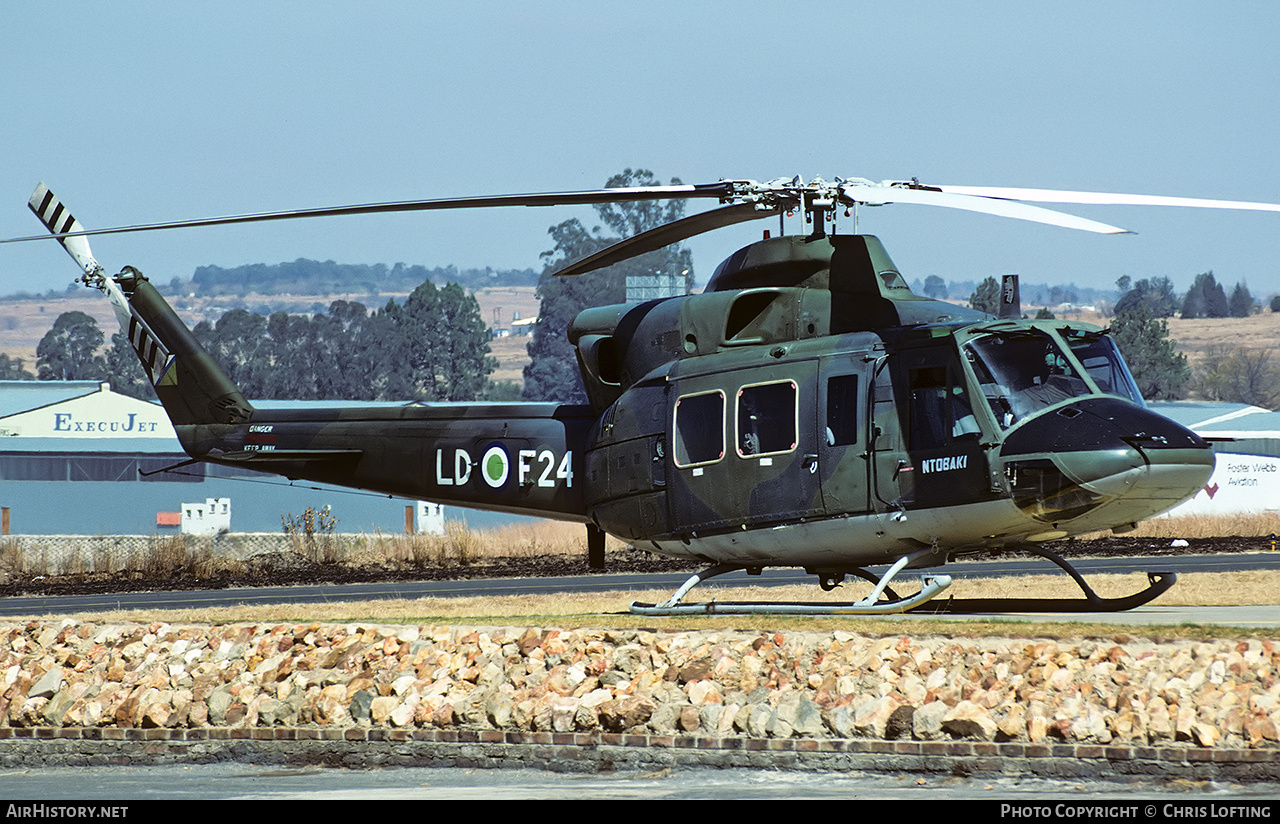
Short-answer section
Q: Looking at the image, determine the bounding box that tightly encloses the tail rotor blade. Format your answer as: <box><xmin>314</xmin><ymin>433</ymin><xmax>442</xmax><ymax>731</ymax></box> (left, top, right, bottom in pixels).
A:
<box><xmin>27</xmin><ymin>182</ymin><xmax>103</xmax><ymax>276</ymax></box>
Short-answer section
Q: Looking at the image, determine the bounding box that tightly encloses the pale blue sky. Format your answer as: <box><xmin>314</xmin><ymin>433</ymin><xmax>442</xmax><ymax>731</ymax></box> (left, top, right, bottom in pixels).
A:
<box><xmin>3</xmin><ymin>2</ymin><xmax>1279</xmax><ymax>297</ymax></box>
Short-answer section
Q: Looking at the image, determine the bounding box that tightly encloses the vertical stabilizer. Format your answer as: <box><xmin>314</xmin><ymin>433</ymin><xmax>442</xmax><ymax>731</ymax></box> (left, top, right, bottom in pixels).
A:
<box><xmin>115</xmin><ymin>268</ymin><xmax>253</xmax><ymax>425</ymax></box>
<box><xmin>28</xmin><ymin>183</ymin><xmax>252</xmax><ymax>427</ymax></box>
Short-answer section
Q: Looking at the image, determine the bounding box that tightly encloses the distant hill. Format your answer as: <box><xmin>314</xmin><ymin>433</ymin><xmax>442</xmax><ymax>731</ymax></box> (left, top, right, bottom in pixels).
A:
<box><xmin>189</xmin><ymin>259</ymin><xmax>539</xmax><ymax>297</ymax></box>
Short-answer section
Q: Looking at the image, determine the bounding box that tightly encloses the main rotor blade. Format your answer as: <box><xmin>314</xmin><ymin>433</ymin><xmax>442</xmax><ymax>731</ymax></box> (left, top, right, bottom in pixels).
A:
<box><xmin>933</xmin><ymin>184</ymin><xmax>1280</xmax><ymax>214</ymax></box>
<box><xmin>554</xmin><ymin>201</ymin><xmax>779</xmax><ymax>277</ymax></box>
<box><xmin>3</xmin><ymin>182</ymin><xmax>733</xmax><ymax>245</ymax></box>
<box><xmin>841</xmin><ymin>182</ymin><xmax>1131</xmax><ymax>234</ymax></box>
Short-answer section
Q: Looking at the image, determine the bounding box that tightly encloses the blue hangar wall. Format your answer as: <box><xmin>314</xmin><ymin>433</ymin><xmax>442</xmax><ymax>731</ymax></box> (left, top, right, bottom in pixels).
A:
<box><xmin>0</xmin><ymin>380</ymin><xmax>518</xmax><ymax>535</ymax></box>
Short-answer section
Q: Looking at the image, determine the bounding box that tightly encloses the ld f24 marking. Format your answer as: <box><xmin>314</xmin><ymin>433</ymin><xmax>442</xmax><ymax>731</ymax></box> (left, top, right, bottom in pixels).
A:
<box><xmin>436</xmin><ymin>446</ymin><xmax>573</xmax><ymax>490</ymax></box>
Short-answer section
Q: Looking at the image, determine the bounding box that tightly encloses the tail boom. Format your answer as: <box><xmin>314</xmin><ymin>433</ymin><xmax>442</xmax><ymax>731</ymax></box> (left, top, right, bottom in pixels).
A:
<box><xmin>28</xmin><ymin>182</ymin><xmax>593</xmax><ymax>521</ymax></box>
<box><xmin>185</xmin><ymin>403</ymin><xmax>594</xmax><ymax>520</ymax></box>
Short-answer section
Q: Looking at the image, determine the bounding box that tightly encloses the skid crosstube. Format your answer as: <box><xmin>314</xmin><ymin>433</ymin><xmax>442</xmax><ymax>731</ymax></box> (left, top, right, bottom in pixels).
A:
<box><xmin>629</xmin><ymin>553</ymin><xmax>953</xmax><ymax>616</ymax></box>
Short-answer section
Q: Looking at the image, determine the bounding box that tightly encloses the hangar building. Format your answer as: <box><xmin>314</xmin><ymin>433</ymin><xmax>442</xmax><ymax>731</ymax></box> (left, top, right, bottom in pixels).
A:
<box><xmin>0</xmin><ymin>380</ymin><xmax>492</xmax><ymax>535</ymax></box>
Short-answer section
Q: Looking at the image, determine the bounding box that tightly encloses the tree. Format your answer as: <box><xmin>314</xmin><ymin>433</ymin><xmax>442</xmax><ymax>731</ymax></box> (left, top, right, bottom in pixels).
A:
<box><xmin>1110</xmin><ymin>303</ymin><xmax>1190</xmax><ymax>400</ymax></box>
<box><xmin>922</xmin><ymin>275</ymin><xmax>947</xmax><ymax>299</ymax></box>
<box><xmin>523</xmin><ymin>168</ymin><xmax>693</xmax><ymax>403</ymax></box>
<box><xmin>1229</xmin><ymin>282</ymin><xmax>1254</xmax><ymax>318</ymax></box>
<box><xmin>1181</xmin><ymin>271</ymin><xmax>1229</xmax><ymax>319</ymax></box>
<box><xmin>105</xmin><ymin>332</ymin><xmax>154</xmax><ymax>400</ymax></box>
<box><xmin>968</xmin><ymin>277</ymin><xmax>999</xmax><ymax>315</ymax></box>
<box><xmin>193</xmin><ymin>310</ymin><xmax>273</xmax><ymax>397</ymax></box>
<box><xmin>1114</xmin><ymin>276</ymin><xmax>1178</xmax><ymax>318</ymax></box>
<box><xmin>1194</xmin><ymin>344</ymin><xmax>1280</xmax><ymax>409</ymax></box>
<box><xmin>0</xmin><ymin>354</ymin><xmax>34</xmax><ymax>380</ymax></box>
<box><xmin>36</xmin><ymin>311</ymin><xmax>106</xmax><ymax>381</ymax></box>
<box><xmin>391</xmin><ymin>281</ymin><xmax>496</xmax><ymax>401</ymax></box>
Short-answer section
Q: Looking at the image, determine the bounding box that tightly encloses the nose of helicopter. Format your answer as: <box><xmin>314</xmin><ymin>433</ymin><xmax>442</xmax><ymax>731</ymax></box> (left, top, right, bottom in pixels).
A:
<box><xmin>999</xmin><ymin>398</ymin><xmax>1214</xmax><ymax>525</ymax></box>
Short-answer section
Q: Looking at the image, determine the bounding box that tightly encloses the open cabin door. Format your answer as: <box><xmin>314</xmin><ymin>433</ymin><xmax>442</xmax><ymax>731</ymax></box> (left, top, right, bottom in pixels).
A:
<box><xmin>871</xmin><ymin>343</ymin><xmax>994</xmax><ymax>512</ymax></box>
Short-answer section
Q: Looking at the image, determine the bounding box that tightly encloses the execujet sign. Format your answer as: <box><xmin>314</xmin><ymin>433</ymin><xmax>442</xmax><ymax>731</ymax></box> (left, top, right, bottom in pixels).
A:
<box><xmin>0</xmin><ymin>383</ymin><xmax>177</xmax><ymax>440</ymax></box>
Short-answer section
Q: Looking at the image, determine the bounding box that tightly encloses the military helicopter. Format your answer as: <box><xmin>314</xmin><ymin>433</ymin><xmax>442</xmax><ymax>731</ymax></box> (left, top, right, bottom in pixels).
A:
<box><xmin>11</xmin><ymin>176</ymin><xmax>1280</xmax><ymax>615</ymax></box>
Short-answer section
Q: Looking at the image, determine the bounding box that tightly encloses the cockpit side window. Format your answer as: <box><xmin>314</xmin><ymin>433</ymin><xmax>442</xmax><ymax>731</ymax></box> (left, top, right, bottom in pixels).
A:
<box><xmin>1062</xmin><ymin>332</ymin><xmax>1143</xmax><ymax>404</ymax></box>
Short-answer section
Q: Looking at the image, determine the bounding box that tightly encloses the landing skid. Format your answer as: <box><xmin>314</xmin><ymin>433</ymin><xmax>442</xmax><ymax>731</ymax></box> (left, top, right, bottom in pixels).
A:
<box><xmin>630</xmin><ymin>551</ymin><xmax>952</xmax><ymax>616</ymax></box>
<box><xmin>629</xmin><ymin>544</ymin><xmax>1175</xmax><ymax>617</ymax></box>
<box><xmin>907</xmin><ymin>544</ymin><xmax>1176</xmax><ymax>614</ymax></box>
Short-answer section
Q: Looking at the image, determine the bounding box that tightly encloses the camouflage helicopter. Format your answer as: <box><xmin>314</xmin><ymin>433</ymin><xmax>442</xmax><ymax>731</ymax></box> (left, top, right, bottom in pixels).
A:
<box><xmin>12</xmin><ymin>177</ymin><xmax>1280</xmax><ymax>615</ymax></box>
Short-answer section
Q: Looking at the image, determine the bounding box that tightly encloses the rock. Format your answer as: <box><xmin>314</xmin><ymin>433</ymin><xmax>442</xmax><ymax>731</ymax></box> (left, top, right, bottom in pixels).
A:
<box><xmin>853</xmin><ymin>695</ymin><xmax>902</xmax><ymax>739</ymax></box>
<box><xmin>349</xmin><ymin>689</ymin><xmax>374</xmax><ymax>723</ymax></box>
<box><xmin>28</xmin><ymin>667</ymin><xmax>64</xmax><ymax>700</ymax></box>
<box><xmin>942</xmin><ymin>700</ymin><xmax>997</xmax><ymax>740</ymax></box>
<box><xmin>597</xmin><ymin>696</ymin><xmax>655</xmax><ymax>732</ymax></box>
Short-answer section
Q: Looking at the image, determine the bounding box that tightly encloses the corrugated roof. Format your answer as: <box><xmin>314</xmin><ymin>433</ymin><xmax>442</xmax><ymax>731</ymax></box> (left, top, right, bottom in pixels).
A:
<box><xmin>0</xmin><ymin>380</ymin><xmax>104</xmax><ymax>420</ymax></box>
<box><xmin>1149</xmin><ymin>401</ymin><xmax>1280</xmax><ymax>437</ymax></box>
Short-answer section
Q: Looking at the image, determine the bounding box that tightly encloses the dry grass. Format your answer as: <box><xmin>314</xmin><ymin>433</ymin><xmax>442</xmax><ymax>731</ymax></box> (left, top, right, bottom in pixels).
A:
<box><xmin>1166</xmin><ymin>312</ymin><xmax>1280</xmax><ymax>375</ymax></box>
<box><xmin>3</xmin><ymin>570</ymin><xmax>1276</xmax><ymax>644</ymax></box>
<box><xmin>3</xmin><ymin>514</ymin><xmax>1278</xmax><ymax>642</ymax></box>
<box><xmin>1081</xmin><ymin>512</ymin><xmax>1280</xmax><ymax>540</ymax></box>
<box><xmin>345</xmin><ymin>520</ymin><xmax>626</xmax><ymax>568</ymax></box>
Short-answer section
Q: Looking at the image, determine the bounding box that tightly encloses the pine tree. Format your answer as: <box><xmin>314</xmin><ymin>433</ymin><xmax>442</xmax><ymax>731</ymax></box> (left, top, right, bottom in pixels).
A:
<box><xmin>1110</xmin><ymin>303</ymin><xmax>1190</xmax><ymax>400</ymax></box>
<box><xmin>1229</xmin><ymin>282</ymin><xmax>1254</xmax><ymax>318</ymax></box>
<box><xmin>1182</xmin><ymin>272</ymin><xmax>1229</xmax><ymax>319</ymax></box>
<box><xmin>968</xmin><ymin>277</ymin><xmax>1000</xmax><ymax>315</ymax></box>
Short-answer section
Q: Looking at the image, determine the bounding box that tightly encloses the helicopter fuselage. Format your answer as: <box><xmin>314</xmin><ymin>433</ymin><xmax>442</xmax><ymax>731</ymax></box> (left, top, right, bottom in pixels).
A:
<box><xmin>154</xmin><ymin>233</ymin><xmax>1216</xmax><ymax>576</ymax></box>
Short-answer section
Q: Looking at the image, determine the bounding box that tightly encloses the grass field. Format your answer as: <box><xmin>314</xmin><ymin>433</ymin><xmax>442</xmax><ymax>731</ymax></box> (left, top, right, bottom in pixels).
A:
<box><xmin>2</xmin><ymin>514</ymin><xmax>1277</xmax><ymax>639</ymax></box>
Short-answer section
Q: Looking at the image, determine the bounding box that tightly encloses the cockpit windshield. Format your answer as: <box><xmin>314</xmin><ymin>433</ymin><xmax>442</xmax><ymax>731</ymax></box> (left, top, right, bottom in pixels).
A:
<box><xmin>963</xmin><ymin>330</ymin><xmax>1093</xmax><ymax>429</ymax></box>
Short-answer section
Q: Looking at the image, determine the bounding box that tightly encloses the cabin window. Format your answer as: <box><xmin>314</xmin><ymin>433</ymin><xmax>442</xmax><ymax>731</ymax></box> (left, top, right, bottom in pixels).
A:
<box><xmin>672</xmin><ymin>390</ymin><xmax>725</xmax><ymax>467</ymax></box>
<box><xmin>825</xmin><ymin>374</ymin><xmax>859</xmax><ymax>446</ymax></box>
<box><xmin>736</xmin><ymin>380</ymin><xmax>798</xmax><ymax>457</ymax></box>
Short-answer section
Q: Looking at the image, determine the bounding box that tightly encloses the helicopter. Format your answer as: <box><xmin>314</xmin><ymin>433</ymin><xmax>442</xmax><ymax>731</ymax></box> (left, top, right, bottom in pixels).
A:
<box><xmin>12</xmin><ymin>175</ymin><xmax>1280</xmax><ymax>615</ymax></box>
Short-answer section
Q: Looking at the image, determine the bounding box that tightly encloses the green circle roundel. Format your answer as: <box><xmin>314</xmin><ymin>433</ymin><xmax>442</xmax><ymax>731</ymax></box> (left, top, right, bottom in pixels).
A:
<box><xmin>481</xmin><ymin>445</ymin><xmax>509</xmax><ymax>488</ymax></box>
